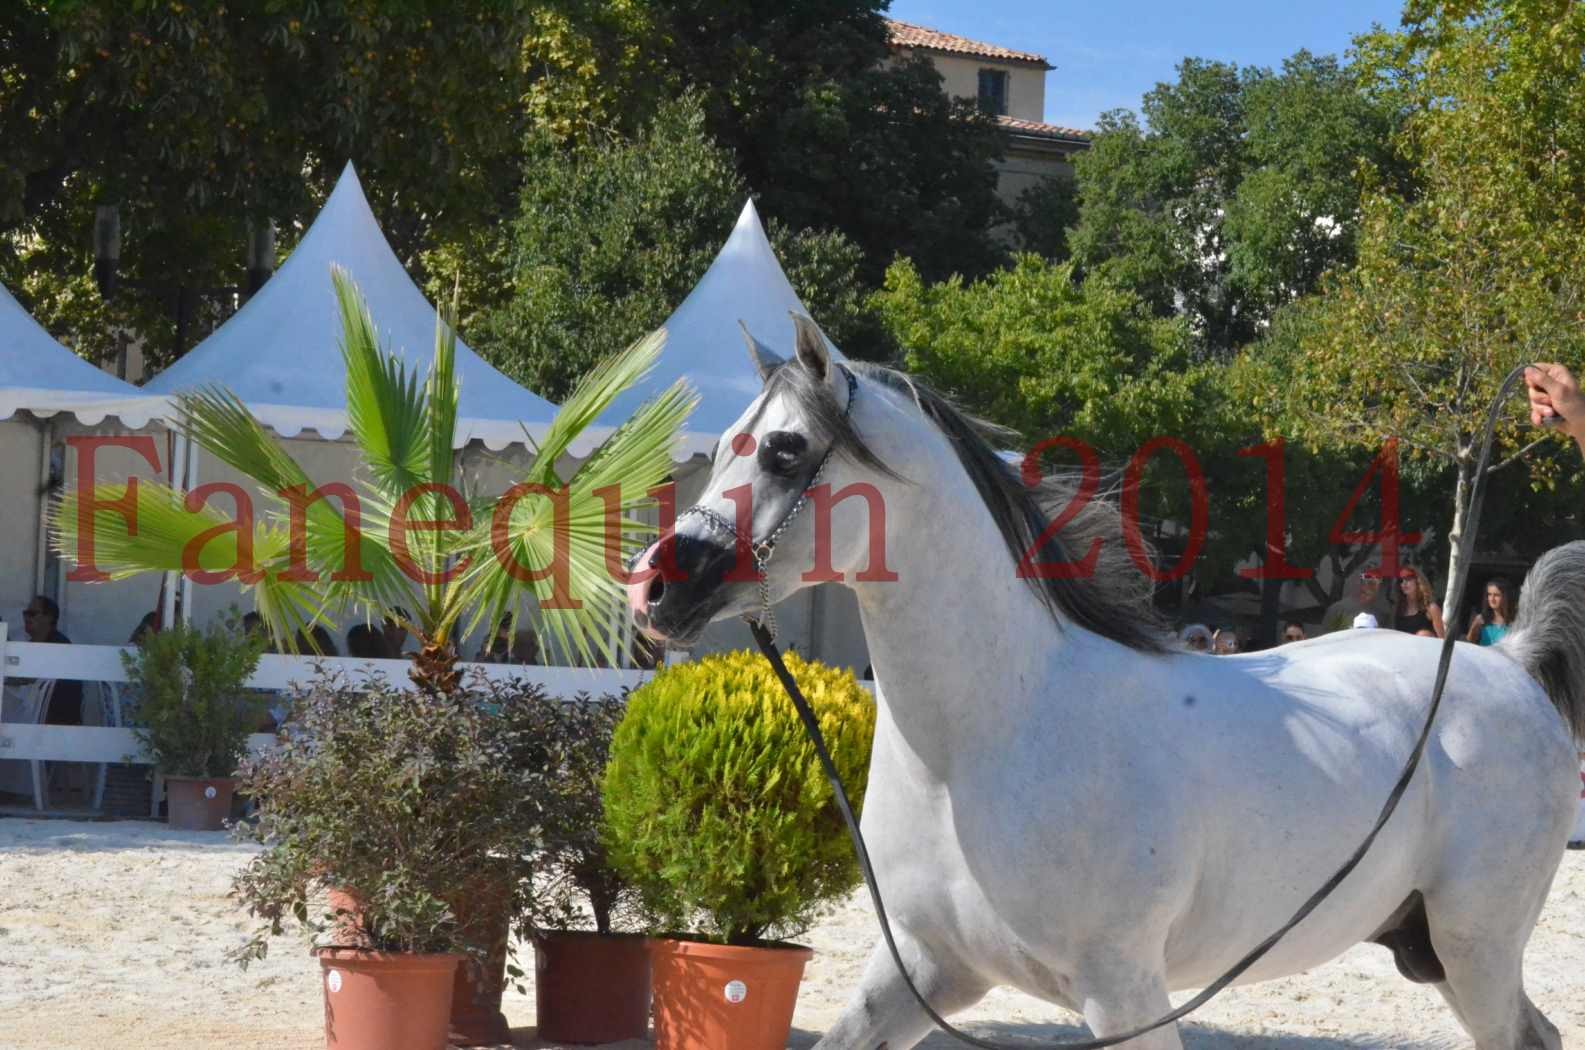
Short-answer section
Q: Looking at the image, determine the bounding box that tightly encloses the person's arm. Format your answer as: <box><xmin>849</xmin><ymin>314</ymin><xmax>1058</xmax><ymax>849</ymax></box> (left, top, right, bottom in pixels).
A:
<box><xmin>1428</xmin><ymin>602</ymin><xmax>1445</xmax><ymax>639</ymax></box>
<box><xmin>1465</xmin><ymin>610</ymin><xmax>1483</xmax><ymax>643</ymax></box>
<box><xmin>1526</xmin><ymin>363</ymin><xmax>1585</xmax><ymax>457</ymax></box>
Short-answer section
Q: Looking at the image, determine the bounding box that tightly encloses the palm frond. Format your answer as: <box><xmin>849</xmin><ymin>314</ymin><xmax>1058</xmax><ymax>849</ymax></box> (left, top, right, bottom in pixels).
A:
<box><xmin>426</xmin><ymin>283</ymin><xmax>461</xmax><ymax>491</ymax></box>
<box><xmin>177</xmin><ymin>387</ymin><xmax>315</xmax><ymax>497</ymax></box>
<box><xmin>456</xmin><ymin>379</ymin><xmax>696</xmax><ymax>662</ymax></box>
<box><xmin>334</xmin><ymin>267</ymin><xmax>431</xmax><ymax>496</ymax></box>
<box><xmin>527</xmin><ymin>328</ymin><xmax>668</xmax><ymax>476</ymax></box>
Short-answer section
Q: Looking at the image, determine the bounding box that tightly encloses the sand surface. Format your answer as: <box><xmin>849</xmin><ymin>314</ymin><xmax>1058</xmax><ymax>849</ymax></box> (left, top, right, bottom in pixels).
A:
<box><xmin>0</xmin><ymin>817</ymin><xmax>1580</xmax><ymax>1049</ymax></box>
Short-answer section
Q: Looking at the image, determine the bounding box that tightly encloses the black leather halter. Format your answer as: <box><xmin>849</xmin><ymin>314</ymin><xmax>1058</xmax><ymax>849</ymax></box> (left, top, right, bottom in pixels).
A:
<box><xmin>674</xmin><ymin>364</ymin><xmax>858</xmax><ymax>640</ymax></box>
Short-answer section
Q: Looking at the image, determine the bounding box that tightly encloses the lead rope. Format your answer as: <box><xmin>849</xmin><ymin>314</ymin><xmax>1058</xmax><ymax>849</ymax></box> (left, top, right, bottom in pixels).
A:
<box><xmin>748</xmin><ymin>363</ymin><xmax>1541</xmax><ymax>1049</ymax></box>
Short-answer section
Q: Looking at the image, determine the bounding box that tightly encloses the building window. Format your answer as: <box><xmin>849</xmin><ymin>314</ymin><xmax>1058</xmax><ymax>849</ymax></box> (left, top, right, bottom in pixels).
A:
<box><xmin>978</xmin><ymin>69</ymin><xmax>1009</xmax><ymax>116</ymax></box>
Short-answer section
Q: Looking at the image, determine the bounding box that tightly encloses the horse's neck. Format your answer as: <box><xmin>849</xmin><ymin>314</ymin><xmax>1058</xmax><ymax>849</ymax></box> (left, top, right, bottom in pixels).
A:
<box><xmin>847</xmin><ymin>478</ymin><xmax>1072</xmax><ymax>776</ymax></box>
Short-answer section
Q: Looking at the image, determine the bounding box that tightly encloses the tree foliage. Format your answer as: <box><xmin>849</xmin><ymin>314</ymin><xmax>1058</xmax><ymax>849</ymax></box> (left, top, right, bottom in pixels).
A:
<box><xmin>1</xmin><ymin>0</ymin><xmax>538</xmax><ymax>368</ymax></box>
<box><xmin>1068</xmin><ymin>52</ymin><xmax>1403</xmax><ymax>357</ymax></box>
<box><xmin>870</xmin><ymin>254</ymin><xmax>1203</xmax><ymax>456</ymax></box>
<box><xmin>516</xmin><ymin>0</ymin><xmax>1009</xmax><ymax>285</ymax></box>
<box><xmin>1248</xmin><ymin>0</ymin><xmax>1585</xmax><ymax>604</ymax></box>
<box><xmin>470</xmin><ymin>95</ymin><xmax>883</xmax><ymax>402</ymax></box>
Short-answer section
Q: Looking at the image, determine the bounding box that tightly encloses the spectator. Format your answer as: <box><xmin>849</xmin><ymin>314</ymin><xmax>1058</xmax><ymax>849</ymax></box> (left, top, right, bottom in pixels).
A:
<box><xmin>128</xmin><ymin>609</ymin><xmax>160</xmax><ymax>646</ymax></box>
<box><xmin>294</xmin><ymin>624</ymin><xmax>338</xmax><ymax>657</ymax></box>
<box><xmin>22</xmin><ymin>596</ymin><xmax>82</xmax><ymax>726</ymax></box>
<box><xmin>631</xmin><ymin>633</ymin><xmax>663</xmax><ymax>671</ymax></box>
<box><xmin>1281</xmin><ymin>622</ymin><xmax>1307</xmax><ymax>644</ymax></box>
<box><xmin>241</xmin><ymin>611</ymin><xmax>278</xmax><ymax>652</ymax></box>
<box><xmin>345</xmin><ymin>623</ymin><xmax>387</xmax><ymax>659</ymax></box>
<box><xmin>1464</xmin><ymin>577</ymin><xmax>1516</xmax><ymax>646</ymax></box>
<box><xmin>1393</xmin><ymin>566</ymin><xmax>1445</xmax><ymax>638</ymax></box>
<box><xmin>1179</xmin><ymin>624</ymin><xmax>1212</xmax><ymax>652</ymax></box>
<box><xmin>476</xmin><ymin>615</ymin><xmax>539</xmax><ymax>665</ymax></box>
<box><xmin>382</xmin><ymin>607</ymin><xmax>412</xmax><ymax>658</ymax></box>
<box><xmin>1213</xmin><ymin>628</ymin><xmax>1241</xmax><ymax>654</ymax></box>
<box><xmin>1322</xmin><ymin>569</ymin><xmax>1393</xmax><ymax>633</ymax></box>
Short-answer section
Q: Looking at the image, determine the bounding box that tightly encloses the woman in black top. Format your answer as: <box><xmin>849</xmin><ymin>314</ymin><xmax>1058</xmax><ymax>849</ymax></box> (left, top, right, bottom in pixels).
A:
<box><xmin>1393</xmin><ymin>566</ymin><xmax>1444</xmax><ymax>638</ymax></box>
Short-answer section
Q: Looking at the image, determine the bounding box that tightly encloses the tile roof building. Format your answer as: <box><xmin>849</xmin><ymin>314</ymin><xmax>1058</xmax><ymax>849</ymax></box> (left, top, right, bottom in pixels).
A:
<box><xmin>885</xmin><ymin>19</ymin><xmax>1089</xmax><ymax>206</ymax></box>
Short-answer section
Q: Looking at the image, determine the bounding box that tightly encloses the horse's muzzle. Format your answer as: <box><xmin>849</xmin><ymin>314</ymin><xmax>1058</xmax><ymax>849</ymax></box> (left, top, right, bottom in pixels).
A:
<box><xmin>627</xmin><ymin>532</ymin><xmax>739</xmax><ymax>645</ymax></box>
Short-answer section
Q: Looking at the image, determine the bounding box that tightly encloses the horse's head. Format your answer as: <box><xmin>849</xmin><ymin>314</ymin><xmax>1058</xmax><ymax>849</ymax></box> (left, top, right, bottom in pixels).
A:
<box><xmin>628</xmin><ymin>314</ymin><xmax>903</xmax><ymax>647</ymax></box>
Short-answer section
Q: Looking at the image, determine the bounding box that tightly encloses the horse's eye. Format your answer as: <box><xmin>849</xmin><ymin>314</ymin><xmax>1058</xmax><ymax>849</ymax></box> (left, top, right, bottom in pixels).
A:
<box><xmin>758</xmin><ymin>431</ymin><xmax>808</xmax><ymax>476</ymax></box>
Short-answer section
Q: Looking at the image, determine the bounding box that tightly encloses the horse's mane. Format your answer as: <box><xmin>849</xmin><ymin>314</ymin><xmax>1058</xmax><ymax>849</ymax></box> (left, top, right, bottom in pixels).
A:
<box><xmin>766</xmin><ymin>360</ymin><xmax>1171</xmax><ymax>654</ymax></box>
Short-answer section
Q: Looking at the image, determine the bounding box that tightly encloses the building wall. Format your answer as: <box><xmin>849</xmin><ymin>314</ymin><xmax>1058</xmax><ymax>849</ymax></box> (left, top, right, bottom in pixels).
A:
<box><xmin>995</xmin><ymin>146</ymin><xmax>1076</xmax><ymax>208</ymax></box>
<box><xmin>896</xmin><ymin>48</ymin><xmax>1046</xmax><ymax>121</ymax></box>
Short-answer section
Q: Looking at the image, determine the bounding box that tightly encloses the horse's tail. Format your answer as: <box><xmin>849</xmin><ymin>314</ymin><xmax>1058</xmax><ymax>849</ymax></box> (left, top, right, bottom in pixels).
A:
<box><xmin>1500</xmin><ymin>539</ymin><xmax>1585</xmax><ymax>741</ymax></box>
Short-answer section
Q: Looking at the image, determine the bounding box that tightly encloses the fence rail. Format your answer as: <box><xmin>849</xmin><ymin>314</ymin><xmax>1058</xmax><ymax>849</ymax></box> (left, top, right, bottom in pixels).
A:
<box><xmin>0</xmin><ymin>629</ymin><xmax>652</xmax><ymax>767</ymax></box>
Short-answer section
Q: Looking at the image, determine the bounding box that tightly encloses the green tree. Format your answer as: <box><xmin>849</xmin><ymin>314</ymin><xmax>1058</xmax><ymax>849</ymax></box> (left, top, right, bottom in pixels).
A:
<box><xmin>1261</xmin><ymin>0</ymin><xmax>1585</xmax><ymax>610</ymax></box>
<box><xmin>0</xmin><ymin>1</ymin><xmax>538</xmax><ymax>368</ymax></box>
<box><xmin>1067</xmin><ymin>52</ymin><xmax>1402</xmax><ymax>358</ymax></box>
<box><xmin>469</xmin><ymin>95</ymin><xmax>883</xmax><ymax>402</ymax></box>
<box><xmin>516</xmin><ymin>0</ymin><xmax>1008</xmax><ymax>285</ymax></box>
<box><xmin>870</xmin><ymin>254</ymin><xmax>1201</xmax><ymax>454</ymax></box>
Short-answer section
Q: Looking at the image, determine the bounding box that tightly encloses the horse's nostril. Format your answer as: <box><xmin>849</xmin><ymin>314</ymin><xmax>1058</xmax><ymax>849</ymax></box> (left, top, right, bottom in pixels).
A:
<box><xmin>648</xmin><ymin>575</ymin><xmax>666</xmax><ymax>605</ymax></box>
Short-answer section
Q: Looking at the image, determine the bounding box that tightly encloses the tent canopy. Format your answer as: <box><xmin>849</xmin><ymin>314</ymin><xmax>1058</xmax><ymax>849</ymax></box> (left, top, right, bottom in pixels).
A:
<box><xmin>144</xmin><ymin>163</ymin><xmax>558</xmax><ymax>451</ymax></box>
<box><xmin>594</xmin><ymin>200</ymin><xmax>846</xmax><ymax>453</ymax></box>
<box><xmin>0</xmin><ymin>283</ymin><xmax>163</xmax><ymax>427</ymax></box>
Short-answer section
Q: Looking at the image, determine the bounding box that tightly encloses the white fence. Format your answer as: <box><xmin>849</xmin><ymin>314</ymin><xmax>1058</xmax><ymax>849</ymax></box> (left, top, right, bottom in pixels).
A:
<box><xmin>0</xmin><ymin>625</ymin><xmax>651</xmax><ymax>771</ymax></box>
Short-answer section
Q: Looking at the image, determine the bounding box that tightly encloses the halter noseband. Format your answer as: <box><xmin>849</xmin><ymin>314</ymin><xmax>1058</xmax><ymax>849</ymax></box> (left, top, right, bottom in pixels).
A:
<box><xmin>674</xmin><ymin>364</ymin><xmax>858</xmax><ymax>640</ymax></box>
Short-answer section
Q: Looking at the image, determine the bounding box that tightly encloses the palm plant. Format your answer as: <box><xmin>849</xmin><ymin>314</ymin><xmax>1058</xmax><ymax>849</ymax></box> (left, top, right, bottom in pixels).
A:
<box><xmin>54</xmin><ymin>268</ymin><xmax>694</xmax><ymax>690</ymax></box>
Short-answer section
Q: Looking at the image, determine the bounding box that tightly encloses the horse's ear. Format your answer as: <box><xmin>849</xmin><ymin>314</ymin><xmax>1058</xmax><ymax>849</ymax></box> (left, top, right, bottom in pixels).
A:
<box><xmin>790</xmin><ymin>313</ymin><xmax>829</xmax><ymax>381</ymax></box>
<box><xmin>739</xmin><ymin>321</ymin><xmax>785</xmax><ymax>383</ymax></box>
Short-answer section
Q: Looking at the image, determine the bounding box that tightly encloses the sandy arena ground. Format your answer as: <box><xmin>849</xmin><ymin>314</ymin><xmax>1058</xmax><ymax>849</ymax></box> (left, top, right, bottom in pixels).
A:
<box><xmin>0</xmin><ymin>817</ymin><xmax>1579</xmax><ymax>1050</ymax></box>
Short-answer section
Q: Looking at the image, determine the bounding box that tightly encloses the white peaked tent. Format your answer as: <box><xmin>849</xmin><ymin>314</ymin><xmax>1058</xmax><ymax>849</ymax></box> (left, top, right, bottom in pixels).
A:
<box><xmin>595</xmin><ymin>199</ymin><xmax>846</xmax><ymax>450</ymax></box>
<box><xmin>144</xmin><ymin>162</ymin><xmax>558</xmax><ymax>449</ymax></box>
<box><xmin>0</xmin><ymin>283</ymin><xmax>164</xmax><ymax>426</ymax></box>
<box><xmin>0</xmin><ymin>283</ymin><xmax>168</xmax><ymax>642</ymax></box>
<box><xmin>601</xmin><ymin>201</ymin><xmax>869</xmax><ymax>672</ymax></box>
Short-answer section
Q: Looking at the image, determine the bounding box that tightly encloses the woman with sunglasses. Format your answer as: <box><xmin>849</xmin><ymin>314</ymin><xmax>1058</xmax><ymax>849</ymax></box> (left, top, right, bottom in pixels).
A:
<box><xmin>1393</xmin><ymin>566</ymin><xmax>1444</xmax><ymax>638</ymax></box>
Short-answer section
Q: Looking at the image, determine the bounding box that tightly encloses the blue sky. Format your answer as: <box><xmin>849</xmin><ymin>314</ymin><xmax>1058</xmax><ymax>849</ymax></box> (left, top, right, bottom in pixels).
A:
<box><xmin>884</xmin><ymin>0</ymin><xmax>1409</xmax><ymax>131</ymax></box>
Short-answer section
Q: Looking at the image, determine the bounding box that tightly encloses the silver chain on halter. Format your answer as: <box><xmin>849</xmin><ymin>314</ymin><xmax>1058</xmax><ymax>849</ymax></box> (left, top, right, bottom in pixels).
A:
<box><xmin>674</xmin><ymin>365</ymin><xmax>858</xmax><ymax>641</ymax></box>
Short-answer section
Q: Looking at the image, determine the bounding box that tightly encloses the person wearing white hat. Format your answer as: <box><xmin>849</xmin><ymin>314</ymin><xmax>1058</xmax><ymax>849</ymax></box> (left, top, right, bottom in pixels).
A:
<box><xmin>1353</xmin><ymin>611</ymin><xmax>1379</xmax><ymax>630</ymax></box>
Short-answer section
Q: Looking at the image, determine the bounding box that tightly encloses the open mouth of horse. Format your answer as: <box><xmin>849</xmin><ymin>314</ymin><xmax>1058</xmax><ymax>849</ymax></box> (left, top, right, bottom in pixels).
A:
<box><xmin>627</xmin><ymin>536</ymin><xmax>741</xmax><ymax>647</ymax></box>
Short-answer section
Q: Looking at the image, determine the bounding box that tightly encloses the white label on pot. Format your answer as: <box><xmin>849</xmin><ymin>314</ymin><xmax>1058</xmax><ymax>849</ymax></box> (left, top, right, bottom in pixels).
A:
<box><xmin>203</xmin><ymin>786</ymin><xmax>217</xmax><ymax>799</ymax></box>
<box><xmin>724</xmin><ymin>980</ymin><xmax>747</xmax><ymax>1004</ymax></box>
<box><xmin>327</xmin><ymin>970</ymin><xmax>343</xmax><ymax>994</ymax></box>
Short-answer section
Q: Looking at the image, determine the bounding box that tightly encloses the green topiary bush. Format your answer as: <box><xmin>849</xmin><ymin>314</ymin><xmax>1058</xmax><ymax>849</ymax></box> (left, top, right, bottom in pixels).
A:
<box><xmin>602</xmin><ymin>651</ymin><xmax>876</xmax><ymax>946</ymax></box>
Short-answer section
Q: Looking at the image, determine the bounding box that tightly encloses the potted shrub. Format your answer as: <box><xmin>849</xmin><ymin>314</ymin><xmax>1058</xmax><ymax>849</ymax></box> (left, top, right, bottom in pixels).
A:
<box><xmin>603</xmin><ymin>652</ymin><xmax>876</xmax><ymax>1050</ymax></box>
<box><xmin>523</xmin><ymin>693</ymin><xmax>651</xmax><ymax>1045</ymax></box>
<box><xmin>121</xmin><ymin>611</ymin><xmax>267</xmax><ymax>830</ymax></box>
<box><xmin>229</xmin><ymin>669</ymin><xmax>560</xmax><ymax>1050</ymax></box>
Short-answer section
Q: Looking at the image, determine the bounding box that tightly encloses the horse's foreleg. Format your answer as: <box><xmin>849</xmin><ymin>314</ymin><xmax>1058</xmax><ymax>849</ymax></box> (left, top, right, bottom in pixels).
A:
<box><xmin>1074</xmin><ymin>964</ymin><xmax>1184</xmax><ymax>1050</ymax></box>
<box><xmin>813</xmin><ymin>933</ymin><xmax>989</xmax><ymax>1050</ymax></box>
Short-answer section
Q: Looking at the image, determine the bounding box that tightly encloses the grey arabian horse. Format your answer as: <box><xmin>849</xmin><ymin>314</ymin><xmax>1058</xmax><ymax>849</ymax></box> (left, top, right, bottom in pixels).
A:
<box><xmin>628</xmin><ymin>316</ymin><xmax>1584</xmax><ymax>1050</ymax></box>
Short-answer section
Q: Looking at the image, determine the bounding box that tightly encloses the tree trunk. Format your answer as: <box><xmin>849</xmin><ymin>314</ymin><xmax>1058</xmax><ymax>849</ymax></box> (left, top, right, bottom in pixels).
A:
<box><xmin>1441</xmin><ymin>460</ymin><xmax>1473</xmax><ymax>633</ymax></box>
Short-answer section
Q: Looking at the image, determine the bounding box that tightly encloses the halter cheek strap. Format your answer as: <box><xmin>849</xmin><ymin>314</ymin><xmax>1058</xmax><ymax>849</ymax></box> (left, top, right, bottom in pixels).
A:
<box><xmin>675</xmin><ymin>364</ymin><xmax>859</xmax><ymax>640</ymax></box>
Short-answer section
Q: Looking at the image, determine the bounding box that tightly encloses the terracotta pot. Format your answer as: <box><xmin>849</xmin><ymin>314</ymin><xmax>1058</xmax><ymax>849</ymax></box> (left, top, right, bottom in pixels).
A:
<box><xmin>649</xmin><ymin>937</ymin><xmax>812</xmax><ymax>1050</ymax></box>
<box><xmin>319</xmin><ymin>879</ymin><xmax>512</xmax><ymax>1047</ymax></box>
<box><xmin>317</xmin><ymin>949</ymin><xmax>460</xmax><ymax>1050</ymax></box>
<box><xmin>447</xmin><ymin>877</ymin><xmax>513</xmax><ymax>1047</ymax></box>
<box><xmin>164</xmin><ymin>775</ymin><xmax>236</xmax><ymax>831</ymax></box>
<box><xmin>534</xmin><ymin>931</ymin><xmax>651</xmax><ymax>1044</ymax></box>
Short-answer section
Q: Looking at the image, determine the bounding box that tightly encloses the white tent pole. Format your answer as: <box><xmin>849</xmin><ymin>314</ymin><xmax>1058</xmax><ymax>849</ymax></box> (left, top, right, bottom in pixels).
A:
<box><xmin>32</xmin><ymin>418</ymin><xmax>54</xmax><ymax>596</ymax></box>
<box><xmin>161</xmin><ymin>433</ymin><xmax>188</xmax><ymax>630</ymax></box>
<box><xmin>178</xmin><ymin>442</ymin><xmax>198</xmax><ymax>627</ymax></box>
